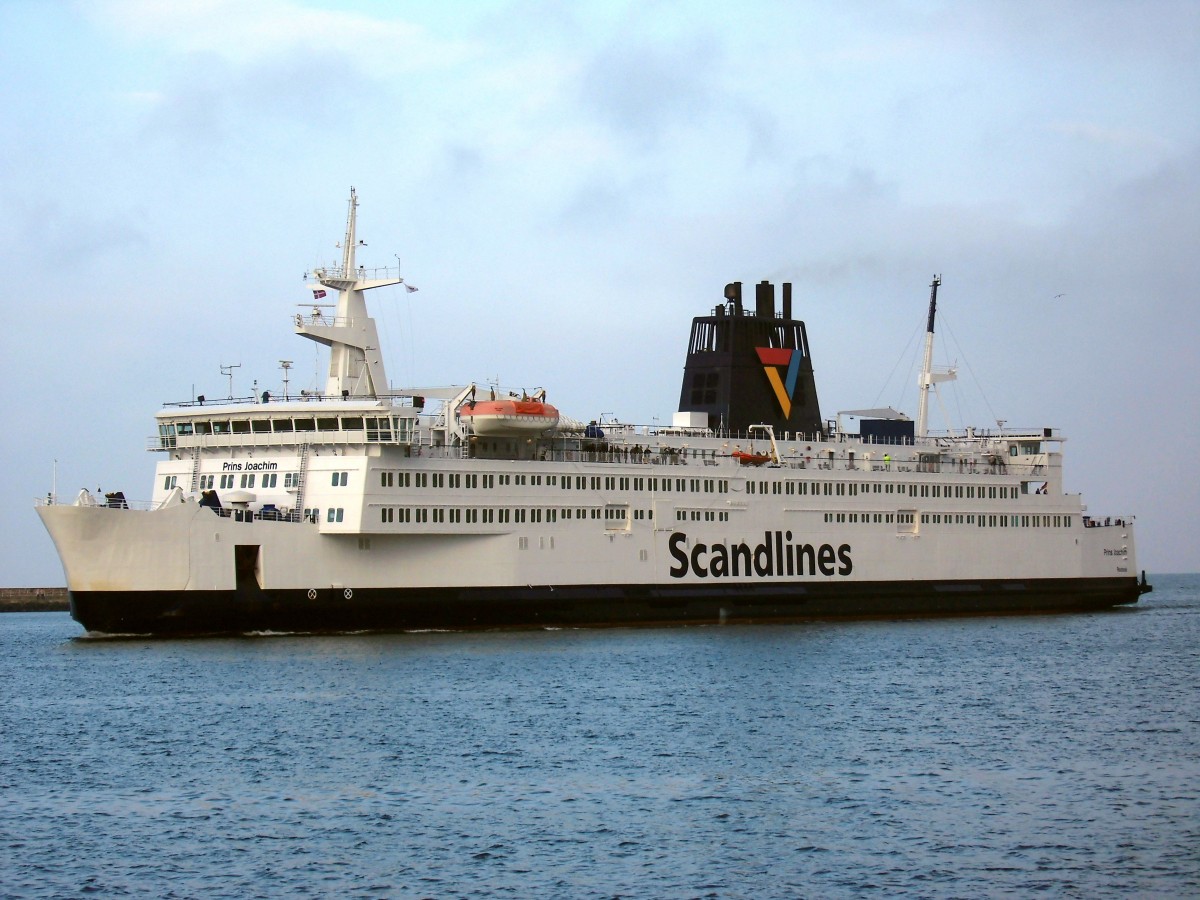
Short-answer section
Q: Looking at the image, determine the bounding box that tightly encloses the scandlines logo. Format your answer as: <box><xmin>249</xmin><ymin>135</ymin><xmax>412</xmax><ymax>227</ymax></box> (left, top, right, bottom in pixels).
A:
<box><xmin>756</xmin><ymin>347</ymin><xmax>801</xmax><ymax>418</ymax></box>
<box><xmin>668</xmin><ymin>531</ymin><xmax>852</xmax><ymax>579</ymax></box>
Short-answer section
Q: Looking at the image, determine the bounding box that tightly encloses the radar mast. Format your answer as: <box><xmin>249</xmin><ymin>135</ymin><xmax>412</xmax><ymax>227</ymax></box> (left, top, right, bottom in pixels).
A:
<box><xmin>297</xmin><ymin>187</ymin><xmax>404</xmax><ymax>399</ymax></box>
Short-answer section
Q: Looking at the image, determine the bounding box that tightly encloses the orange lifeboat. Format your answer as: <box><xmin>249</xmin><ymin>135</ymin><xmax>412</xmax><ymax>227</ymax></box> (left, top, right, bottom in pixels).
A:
<box><xmin>460</xmin><ymin>398</ymin><xmax>560</xmax><ymax>436</ymax></box>
<box><xmin>732</xmin><ymin>450</ymin><xmax>772</xmax><ymax>466</ymax></box>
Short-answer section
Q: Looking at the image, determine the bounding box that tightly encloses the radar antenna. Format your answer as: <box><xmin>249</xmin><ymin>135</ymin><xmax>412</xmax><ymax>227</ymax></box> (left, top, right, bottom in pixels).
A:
<box><xmin>280</xmin><ymin>360</ymin><xmax>293</xmax><ymax>400</ymax></box>
<box><xmin>220</xmin><ymin>363</ymin><xmax>241</xmax><ymax>400</ymax></box>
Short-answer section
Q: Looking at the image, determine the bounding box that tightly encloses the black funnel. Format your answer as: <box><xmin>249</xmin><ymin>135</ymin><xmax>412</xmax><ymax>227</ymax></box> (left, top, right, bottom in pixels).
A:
<box><xmin>677</xmin><ymin>280</ymin><xmax>823</xmax><ymax>436</ymax></box>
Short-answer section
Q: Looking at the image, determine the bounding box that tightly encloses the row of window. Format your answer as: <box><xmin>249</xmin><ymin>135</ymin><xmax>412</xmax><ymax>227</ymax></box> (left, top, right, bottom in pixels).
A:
<box><xmin>751</xmin><ymin>480</ymin><xmax>1019</xmax><ymax>500</ymax></box>
<box><xmin>206</xmin><ymin>471</ymin><xmax>344</xmax><ymax>490</ymax></box>
<box><xmin>161</xmin><ymin>416</ymin><xmax>408</xmax><ymax>439</ymax></box>
<box><xmin>376</xmin><ymin>469</ymin><xmax>1023</xmax><ymax>501</ymax></box>
<box><xmin>371</xmin><ymin>506</ymin><xmax>759</xmax><ymax>525</ymax></box>
<box><xmin>188</xmin><ymin>472</ymin><xmax>300</xmax><ymax>491</ymax></box>
<box><xmin>378</xmin><ymin>471</ymin><xmax>733</xmax><ymax>494</ymax></box>
<box><xmin>676</xmin><ymin>510</ymin><xmax>732</xmax><ymax>522</ymax></box>
<box><xmin>374</xmin><ymin>506</ymin><xmax>653</xmax><ymax>525</ymax></box>
<box><xmin>191</xmin><ymin>473</ymin><xmax>285</xmax><ymax>491</ymax></box>
<box><xmin>380</xmin><ymin>471</ymin><xmax>490</xmax><ymax>489</ymax></box>
<box><xmin>821</xmin><ymin>511</ymin><xmax>1074</xmax><ymax>528</ymax></box>
<box><xmin>181</xmin><ymin>469</ymin><xmax>1025</xmax><ymax>501</ymax></box>
<box><xmin>342</xmin><ymin>505</ymin><xmax>1077</xmax><ymax>530</ymax></box>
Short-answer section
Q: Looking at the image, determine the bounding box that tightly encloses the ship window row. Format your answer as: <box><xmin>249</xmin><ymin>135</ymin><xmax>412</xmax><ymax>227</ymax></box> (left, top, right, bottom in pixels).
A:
<box><xmin>675</xmin><ymin>509</ymin><xmax>731</xmax><ymax>522</ymax></box>
<box><xmin>281</xmin><ymin>506</ymin><xmax>350</xmax><ymax>524</ymax></box>
<box><xmin>820</xmin><ymin>511</ymin><xmax>1074</xmax><ymax>527</ymax></box>
<box><xmin>374</xmin><ymin>506</ymin><xmax>667</xmax><ymax>524</ymax></box>
<box><xmin>189</xmin><ymin>470</ymin><xmax>352</xmax><ymax>491</ymax></box>
<box><xmin>186</xmin><ymin>469</ymin><xmax>1019</xmax><ymax>502</ymax></box>
<box><xmin>190</xmin><ymin>472</ymin><xmax>286</xmax><ymax>491</ymax></box>
<box><xmin>324</xmin><ymin>508</ymin><xmax>648</xmax><ymax>528</ymax></box>
<box><xmin>290</xmin><ymin>507</ymin><xmax>344</xmax><ymax>523</ymax></box>
<box><xmin>380</xmin><ymin>472</ymin><xmax>494</xmax><ymax>489</ymax></box>
<box><xmin>162</xmin><ymin>416</ymin><xmax>411</xmax><ymax>442</ymax></box>
<box><xmin>374</xmin><ymin>473</ymin><xmax>1023</xmax><ymax>501</ymax></box>
<box><xmin>375</xmin><ymin>472</ymin><xmax>732</xmax><ymax>494</ymax></box>
<box><xmin>824</xmin><ymin>512</ymin><xmax>907</xmax><ymax>524</ymax></box>
<box><xmin>285</xmin><ymin>508</ymin><xmax>350</xmax><ymax>528</ymax></box>
<box><xmin>565</xmin><ymin>475</ymin><xmax>730</xmax><ymax>493</ymax></box>
<box><xmin>964</xmin><ymin>513</ymin><xmax>1072</xmax><ymax>528</ymax></box>
<box><xmin>751</xmin><ymin>480</ymin><xmax>1019</xmax><ymax>500</ymax></box>
<box><xmin>200</xmin><ymin>471</ymin><xmax>340</xmax><ymax>489</ymax></box>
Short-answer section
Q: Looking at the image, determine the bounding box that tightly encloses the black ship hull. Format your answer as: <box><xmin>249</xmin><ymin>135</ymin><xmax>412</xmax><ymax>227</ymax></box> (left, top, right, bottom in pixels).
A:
<box><xmin>69</xmin><ymin>576</ymin><xmax>1146</xmax><ymax>636</ymax></box>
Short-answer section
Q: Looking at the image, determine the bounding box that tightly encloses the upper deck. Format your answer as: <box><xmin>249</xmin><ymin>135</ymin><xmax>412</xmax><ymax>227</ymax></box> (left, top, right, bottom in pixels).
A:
<box><xmin>151</xmin><ymin>397</ymin><xmax>419</xmax><ymax>452</ymax></box>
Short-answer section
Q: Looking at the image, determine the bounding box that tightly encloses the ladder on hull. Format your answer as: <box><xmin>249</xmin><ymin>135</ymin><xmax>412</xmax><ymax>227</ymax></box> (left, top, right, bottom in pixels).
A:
<box><xmin>291</xmin><ymin>443</ymin><xmax>311</xmax><ymax>521</ymax></box>
<box><xmin>189</xmin><ymin>447</ymin><xmax>202</xmax><ymax>493</ymax></box>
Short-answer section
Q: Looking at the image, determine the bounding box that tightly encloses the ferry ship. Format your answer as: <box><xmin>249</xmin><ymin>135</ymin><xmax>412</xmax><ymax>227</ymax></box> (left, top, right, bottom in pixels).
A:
<box><xmin>36</xmin><ymin>190</ymin><xmax>1150</xmax><ymax>634</ymax></box>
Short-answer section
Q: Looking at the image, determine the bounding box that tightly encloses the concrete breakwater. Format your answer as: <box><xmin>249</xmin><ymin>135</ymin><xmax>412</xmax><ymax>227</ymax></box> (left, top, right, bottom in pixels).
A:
<box><xmin>0</xmin><ymin>587</ymin><xmax>69</xmax><ymax>612</ymax></box>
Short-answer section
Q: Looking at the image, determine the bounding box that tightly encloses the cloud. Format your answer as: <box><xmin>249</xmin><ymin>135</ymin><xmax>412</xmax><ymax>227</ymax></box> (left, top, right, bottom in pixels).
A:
<box><xmin>1049</xmin><ymin>121</ymin><xmax>1173</xmax><ymax>153</ymax></box>
<box><xmin>136</xmin><ymin>49</ymin><xmax>376</xmax><ymax>149</ymax></box>
<box><xmin>1061</xmin><ymin>144</ymin><xmax>1200</xmax><ymax>305</ymax></box>
<box><xmin>577</xmin><ymin>32</ymin><xmax>723</xmax><ymax>146</ymax></box>
<box><xmin>0</xmin><ymin>191</ymin><xmax>147</xmax><ymax>270</ymax></box>
<box><xmin>76</xmin><ymin>2</ymin><xmax>464</xmax><ymax>158</ymax></box>
<box><xmin>85</xmin><ymin>0</ymin><xmax>468</xmax><ymax>75</ymax></box>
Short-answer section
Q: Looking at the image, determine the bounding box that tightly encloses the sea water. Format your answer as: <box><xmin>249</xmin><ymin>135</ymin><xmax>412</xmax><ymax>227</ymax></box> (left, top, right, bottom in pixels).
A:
<box><xmin>2</xmin><ymin>575</ymin><xmax>1197</xmax><ymax>898</ymax></box>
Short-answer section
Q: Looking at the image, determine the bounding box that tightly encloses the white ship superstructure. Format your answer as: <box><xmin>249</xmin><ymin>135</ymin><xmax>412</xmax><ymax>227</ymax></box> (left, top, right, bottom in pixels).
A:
<box><xmin>36</xmin><ymin>191</ymin><xmax>1149</xmax><ymax>634</ymax></box>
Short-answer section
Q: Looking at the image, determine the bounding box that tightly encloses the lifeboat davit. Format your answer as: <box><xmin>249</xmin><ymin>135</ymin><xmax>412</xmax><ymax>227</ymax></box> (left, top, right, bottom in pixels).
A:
<box><xmin>460</xmin><ymin>399</ymin><xmax>560</xmax><ymax>436</ymax></box>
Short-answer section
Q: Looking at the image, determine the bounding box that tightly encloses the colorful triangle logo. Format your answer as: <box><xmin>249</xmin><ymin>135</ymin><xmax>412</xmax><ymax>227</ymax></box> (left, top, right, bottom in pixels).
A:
<box><xmin>756</xmin><ymin>347</ymin><xmax>801</xmax><ymax>418</ymax></box>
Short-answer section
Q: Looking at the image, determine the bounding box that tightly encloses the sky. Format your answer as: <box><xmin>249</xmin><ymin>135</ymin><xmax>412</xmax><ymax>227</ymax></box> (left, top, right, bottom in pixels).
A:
<box><xmin>2</xmin><ymin>0</ymin><xmax>1198</xmax><ymax>584</ymax></box>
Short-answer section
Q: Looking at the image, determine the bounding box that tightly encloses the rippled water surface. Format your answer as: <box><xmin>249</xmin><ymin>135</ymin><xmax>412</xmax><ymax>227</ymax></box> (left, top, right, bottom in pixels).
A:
<box><xmin>3</xmin><ymin>576</ymin><xmax>1198</xmax><ymax>898</ymax></box>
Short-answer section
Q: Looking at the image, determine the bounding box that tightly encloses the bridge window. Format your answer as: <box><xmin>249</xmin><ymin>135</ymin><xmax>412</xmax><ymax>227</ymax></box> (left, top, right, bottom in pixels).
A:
<box><xmin>365</xmin><ymin>418</ymin><xmax>391</xmax><ymax>441</ymax></box>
